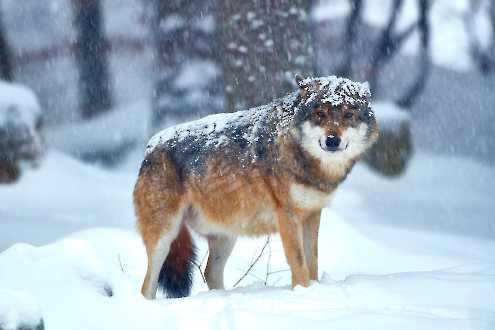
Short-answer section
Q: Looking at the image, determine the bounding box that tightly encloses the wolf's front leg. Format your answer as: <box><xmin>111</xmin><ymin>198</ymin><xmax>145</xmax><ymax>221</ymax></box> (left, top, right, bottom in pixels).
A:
<box><xmin>205</xmin><ymin>234</ymin><xmax>237</xmax><ymax>290</ymax></box>
<box><xmin>277</xmin><ymin>210</ymin><xmax>310</xmax><ymax>288</ymax></box>
<box><xmin>303</xmin><ymin>212</ymin><xmax>321</xmax><ymax>281</ymax></box>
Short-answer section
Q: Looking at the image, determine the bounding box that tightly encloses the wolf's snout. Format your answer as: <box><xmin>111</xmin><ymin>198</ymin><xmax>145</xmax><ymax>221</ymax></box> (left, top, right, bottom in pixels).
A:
<box><xmin>325</xmin><ymin>135</ymin><xmax>341</xmax><ymax>151</ymax></box>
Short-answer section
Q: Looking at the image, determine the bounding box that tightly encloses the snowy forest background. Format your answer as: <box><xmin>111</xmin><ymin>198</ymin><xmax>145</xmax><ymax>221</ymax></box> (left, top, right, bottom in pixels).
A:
<box><xmin>0</xmin><ymin>1</ymin><xmax>494</xmax><ymax>330</ymax></box>
<box><xmin>1</xmin><ymin>0</ymin><xmax>494</xmax><ymax>166</ymax></box>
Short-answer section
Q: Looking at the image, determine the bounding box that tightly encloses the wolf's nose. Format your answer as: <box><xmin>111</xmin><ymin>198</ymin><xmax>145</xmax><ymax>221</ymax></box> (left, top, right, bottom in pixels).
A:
<box><xmin>325</xmin><ymin>135</ymin><xmax>341</xmax><ymax>151</ymax></box>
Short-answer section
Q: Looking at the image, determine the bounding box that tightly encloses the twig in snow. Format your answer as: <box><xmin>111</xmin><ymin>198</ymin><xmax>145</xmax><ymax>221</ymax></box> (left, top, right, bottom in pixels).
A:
<box><xmin>264</xmin><ymin>236</ymin><xmax>272</xmax><ymax>286</ymax></box>
<box><xmin>117</xmin><ymin>254</ymin><xmax>125</xmax><ymax>273</ymax></box>
<box><xmin>234</xmin><ymin>236</ymin><xmax>270</xmax><ymax>287</ymax></box>
<box><xmin>199</xmin><ymin>250</ymin><xmax>208</xmax><ymax>268</ymax></box>
<box><xmin>193</xmin><ymin>251</ymin><xmax>208</xmax><ymax>284</ymax></box>
<box><xmin>267</xmin><ymin>269</ymin><xmax>290</xmax><ymax>276</ymax></box>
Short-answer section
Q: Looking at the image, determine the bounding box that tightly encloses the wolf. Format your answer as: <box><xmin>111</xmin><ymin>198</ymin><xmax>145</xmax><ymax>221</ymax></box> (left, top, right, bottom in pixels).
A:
<box><xmin>134</xmin><ymin>75</ymin><xmax>378</xmax><ymax>299</ymax></box>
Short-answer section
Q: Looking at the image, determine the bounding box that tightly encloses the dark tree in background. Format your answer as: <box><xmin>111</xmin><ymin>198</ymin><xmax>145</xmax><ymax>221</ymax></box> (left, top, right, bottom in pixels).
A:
<box><xmin>149</xmin><ymin>0</ymin><xmax>223</xmax><ymax>131</ymax></box>
<box><xmin>0</xmin><ymin>8</ymin><xmax>13</xmax><ymax>81</ymax></box>
<box><xmin>464</xmin><ymin>0</ymin><xmax>495</xmax><ymax>74</ymax></box>
<box><xmin>337</xmin><ymin>0</ymin><xmax>431</xmax><ymax>104</ymax></box>
<box><xmin>491</xmin><ymin>1</ymin><xmax>495</xmax><ymax>67</ymax></box>
<box><xmin>72</xmin><ymin>0</ymin><xmax>113</xmax><ymax>119</ymax></box>
<box><xmin>334</xmin><ymin>0</ymin><xmax>431</xmax><ymax>176</ymax></box>
<box><xmin>217</xmin><ymin>0</ymin><xmax>314</xmax><ymax>112</ymax></box>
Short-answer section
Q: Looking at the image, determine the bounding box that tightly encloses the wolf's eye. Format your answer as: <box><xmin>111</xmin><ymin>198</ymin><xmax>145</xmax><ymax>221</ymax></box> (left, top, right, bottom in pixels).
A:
<box><xmin>316</xmin><ymin>110</ymin><xmax>326</xmax><ymax>118</ymax></box>
<box><xmin>344</xmin><ymin>112</ymin><xmax>353</xmax><ymax>119</ymax></box>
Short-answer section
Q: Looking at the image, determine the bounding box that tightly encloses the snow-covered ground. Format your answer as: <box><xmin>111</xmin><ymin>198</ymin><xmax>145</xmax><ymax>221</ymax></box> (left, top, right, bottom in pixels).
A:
<box><xmin>1</xmin><ymin>148</ymin><xmax>494</xmax><ymax>330</ymax></box>
<box><xmin>1</xmin><ymin>0</ymin><xmax>493</xmax><ymax>328</ymax></box>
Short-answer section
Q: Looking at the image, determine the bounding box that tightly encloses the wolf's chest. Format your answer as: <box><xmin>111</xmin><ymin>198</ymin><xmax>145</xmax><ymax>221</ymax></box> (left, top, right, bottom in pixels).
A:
<box><xmin>289</xmin><ymin>183</ymin><xmax>334</xmax><ymax>210</ymax></box>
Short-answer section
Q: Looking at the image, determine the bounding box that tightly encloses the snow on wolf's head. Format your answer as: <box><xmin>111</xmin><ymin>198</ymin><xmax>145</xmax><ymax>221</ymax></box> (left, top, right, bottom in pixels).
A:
<box><xmin>294</xmin><ymin>75</ymin><xmax>378</xmax><ymax>164</ymax></box>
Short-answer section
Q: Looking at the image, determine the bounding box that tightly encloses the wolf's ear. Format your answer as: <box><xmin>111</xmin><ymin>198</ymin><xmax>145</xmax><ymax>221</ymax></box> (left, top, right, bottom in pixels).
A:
<box><xmin>295</xmin><ymin>74</ymin><xmax>304</xmax><ymax>88</ymax></box>
<box><xmin>295</xmin><ymin>74</ymin><xmax>309</xmax><ymax>98</ymax></box>
<box><xmin>361</xmin><ymin>81</ymin><xmax>371</xmax><ymax>102</ymax></box>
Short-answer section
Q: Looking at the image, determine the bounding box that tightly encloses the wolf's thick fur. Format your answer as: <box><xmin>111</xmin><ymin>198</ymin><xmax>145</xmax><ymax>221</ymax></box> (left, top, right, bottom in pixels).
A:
<box><xmin>134</xmin><ymin>76</ymin><xmax>378</xmax><ymax>299</ymax></box>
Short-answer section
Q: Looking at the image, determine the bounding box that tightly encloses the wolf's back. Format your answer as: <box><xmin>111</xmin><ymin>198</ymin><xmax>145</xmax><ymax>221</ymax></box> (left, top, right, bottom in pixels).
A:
<box><xmin>145</xmin><ymin>92</ymin><xmax>299</xmax><ymax>176</ymax></box>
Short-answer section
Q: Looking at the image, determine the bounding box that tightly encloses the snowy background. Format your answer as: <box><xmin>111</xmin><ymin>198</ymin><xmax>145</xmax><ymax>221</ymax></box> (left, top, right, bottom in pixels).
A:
<box><xmin>0</xmin><ymin>0</ymin><xmax>494</xmax><ymax>329</ymax></box>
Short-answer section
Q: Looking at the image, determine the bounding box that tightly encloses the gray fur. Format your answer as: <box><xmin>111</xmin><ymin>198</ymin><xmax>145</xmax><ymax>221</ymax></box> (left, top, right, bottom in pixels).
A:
<box><xmin>143</xmin><ymin>76</ymin><xmax>373</xmax><ymax>183</ymax></box>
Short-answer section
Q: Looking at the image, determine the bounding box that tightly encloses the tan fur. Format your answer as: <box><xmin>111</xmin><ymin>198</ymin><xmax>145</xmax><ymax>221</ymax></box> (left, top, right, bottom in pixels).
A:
<box><xmin>303</xmin><ymin>212</ymin><xmax>321</xmax><ymax>281</ymax></box>
<box><xmin>290</xmin><ymin>183</ymin><xmax>334</xmax><ymax>210</ymax></box>
<box><xmin>135</xmin><ymin>134</ymin><xmax>348</xmax><ymax>295</ymax></box>
<box><xmin>205</xmin><ymin>235</ymin><xmax>236</xmax><ymax>290</ymax></box>
<box><xmin>134</xmin><ymin>78</ymin><xmax>378</xmax><ymax>298</ymax></box>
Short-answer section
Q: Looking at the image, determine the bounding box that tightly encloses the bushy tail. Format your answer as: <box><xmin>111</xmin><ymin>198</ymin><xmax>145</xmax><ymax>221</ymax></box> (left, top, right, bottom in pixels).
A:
<box><xmin>158</xmin><ymin>225</ymin><xmax>197</xmax><ymax>298</ymax></box>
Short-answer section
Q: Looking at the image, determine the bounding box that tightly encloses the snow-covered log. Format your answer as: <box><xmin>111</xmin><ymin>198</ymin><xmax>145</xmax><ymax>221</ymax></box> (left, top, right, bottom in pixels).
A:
<box><xmin>0</xmin><ymin>82</ymin><xmax>42</xmax><ymax>183</ymax></box>
<box><xmin>364</xmin><ymin>101</ymin><xmax>412</xmax><ymax>176</ymax></box>
<box><xmin>45</xmin><ymin>100</ymin><xmax>149</xmax><ymax>166</ymax></box>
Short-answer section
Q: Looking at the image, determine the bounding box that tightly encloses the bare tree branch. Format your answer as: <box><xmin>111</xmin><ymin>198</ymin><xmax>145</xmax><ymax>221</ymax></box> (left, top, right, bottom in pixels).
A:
<box><xmin>267</xmin><ymin>269</ymin><xmax>290</xmax><ymax>276</ymax></box>
<box><xmin>397</xmin><ymin>0</ymin><xmax>432</xmax><ymax>108</ymax></box>
<box><xmin>366</xmin><ymin>0</ymin><xmax>406</xmax><ymax>91</ymax></box>
<box><xmin>12</xmin><ymin>36</ymin><xmax>149</xmax><ymax>66</ymax></box>
<box><xmin>234</xmin><ymin>236</ymin><xmax>270</xmax><ymax>287</ymax></box>
<box><xmin>264</xmin><ymin>236</ymin><xmax>272</xmax><ymax>286</ymax></box>
<box><xmin>369</xmin><ymin>0</ymin><xmax>404</xmax><ymax>72</ymax></box>
<box><xmin>193</xmin><ymin>251</ymin><xmax>208</xmax><ymax>284</ymax></box>
<box><xmin>337</xmin><ymin>0</ymin><xmax>363</xmax><ymax>77</ymax></box>
<box><xmin>118</xmin><ymin>254</ymin><xmax>125</xmax><ymax>273</ymax></box>
<box><xmin>0</xmin><ymin>8</ymin><xmax>13</xmax><ymax>81</ymax></box>
<box><xmin>463</xmin><ymin>0</ymin><xmax>494</xmax><ymax>73</ymax></box>
<box><xmin>394</xmin><ymin>20</ymin><xmax>419</xmax><ymax>47</ymax></box>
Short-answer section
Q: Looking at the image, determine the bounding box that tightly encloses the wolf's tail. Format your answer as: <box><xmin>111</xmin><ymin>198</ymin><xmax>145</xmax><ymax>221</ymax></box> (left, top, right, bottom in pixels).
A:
<box><xmin>158</xmin><ymin>225</ymin><xmax>197</xmax><ymax>298</ymax></box>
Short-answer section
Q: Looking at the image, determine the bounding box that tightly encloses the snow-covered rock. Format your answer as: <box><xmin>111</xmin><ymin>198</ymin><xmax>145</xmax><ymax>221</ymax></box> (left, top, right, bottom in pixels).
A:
<box><xmin>45</xmin><ymin>100</ymin><xmax>150</xmax><ymax>165</ymax></box>
<box><xmin>0</xmin><ymin>81</ymin><xmax>43</xmax><ymax>183</ymax></box>
<box><xmin>373</xmin><ymin>101</ymin><xmax>410</xmax><ymax>132</ymax></box>
<box><xmin>0</xmin><ymin>289</ymin><xmax>44</xmax><ymax>330</ymax></box>
<box><xmin>365</xmin><ymin>101</ymin><xmax>412</xmax><ymax>176</ymax></box>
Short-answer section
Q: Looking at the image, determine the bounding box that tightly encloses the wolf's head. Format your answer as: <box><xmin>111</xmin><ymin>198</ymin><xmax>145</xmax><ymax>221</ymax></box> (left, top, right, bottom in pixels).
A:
<box><xmin>293</xmin><ymin>75</ymin><xmax>378</xmax><ymax>163</ymax></box>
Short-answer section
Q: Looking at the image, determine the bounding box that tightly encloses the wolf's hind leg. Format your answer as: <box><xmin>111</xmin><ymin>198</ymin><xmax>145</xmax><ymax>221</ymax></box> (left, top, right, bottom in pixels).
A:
<box><xmin>141</xmin><ymin>219</ymin><xmax>182</xmax><ymax>299</ymax></box>
<box><xmin>205</xmin><ymin>235</ymin><xmax>236</xmax><ymax>290</ymax></box>
<box><xmin>303</xmin><ymin>212</ymin><xmax>321</xmax><ymax>281</ymax></box>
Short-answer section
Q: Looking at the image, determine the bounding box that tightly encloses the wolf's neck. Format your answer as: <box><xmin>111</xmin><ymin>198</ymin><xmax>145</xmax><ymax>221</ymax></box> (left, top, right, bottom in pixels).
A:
<box><xmin>277</xmin><ymin>134</ymin><xmax>353</xmax><ymax>193</ymax></box>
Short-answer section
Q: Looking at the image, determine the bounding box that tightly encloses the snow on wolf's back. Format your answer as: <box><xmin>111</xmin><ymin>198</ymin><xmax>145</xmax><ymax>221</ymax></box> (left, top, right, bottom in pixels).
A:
<box><xmin>143</xmin><ymin>75</ymin><xmax>371</xmax><ymax>175</ymax></box>
<box><xmin>144</xmin><ymin>91</ymin><xmax>300</xmax><ymax>173</ymax></box>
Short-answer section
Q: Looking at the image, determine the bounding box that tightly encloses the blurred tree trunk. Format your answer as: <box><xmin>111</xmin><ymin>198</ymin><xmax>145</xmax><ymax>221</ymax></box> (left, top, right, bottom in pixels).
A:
<box><xmin>337</xmin><ymin>0</ymin><xmax>363</xmax><ymax>77</ymax></box>
<box><xmin>72</xmin><ymin>0</ymin><xmax>113</xmax><ymax>119</ymax></box>
<box><xmin>216</xmin><ymin>0</ymin><xmax>314</xmax><ymax>112</ymax></box>
<box><xmin>149</xmin><ymin>0</ymin><xmax>223</xmax><ymax>131</ymax></box>
<box><xmin>337</xmin><ymin>0</ymin><xmax>431</xmax><ymax>176</ymax></box>
<box><xmin>491</xmin><ymin>1</ymin><xmax>495</xmax><ymax>72</ymax></box>
<box><xmin>0</xmin><ymin>9</ymin><xmax>13</xmax><ymax>81</ymax></box>
<box><xmin>464</xmin><ymin>0</ymin><xmax>495</xmax><ymax>74</ymax></box>
<box><xmin>397</xmin><ymin>0</ymin><xmax>431</xmax><ymax>108</ymax></box>
<box><xmin>491</xmin><ymin>1</ymin><xmax>495</xmax><ymax>63</ymax></box>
